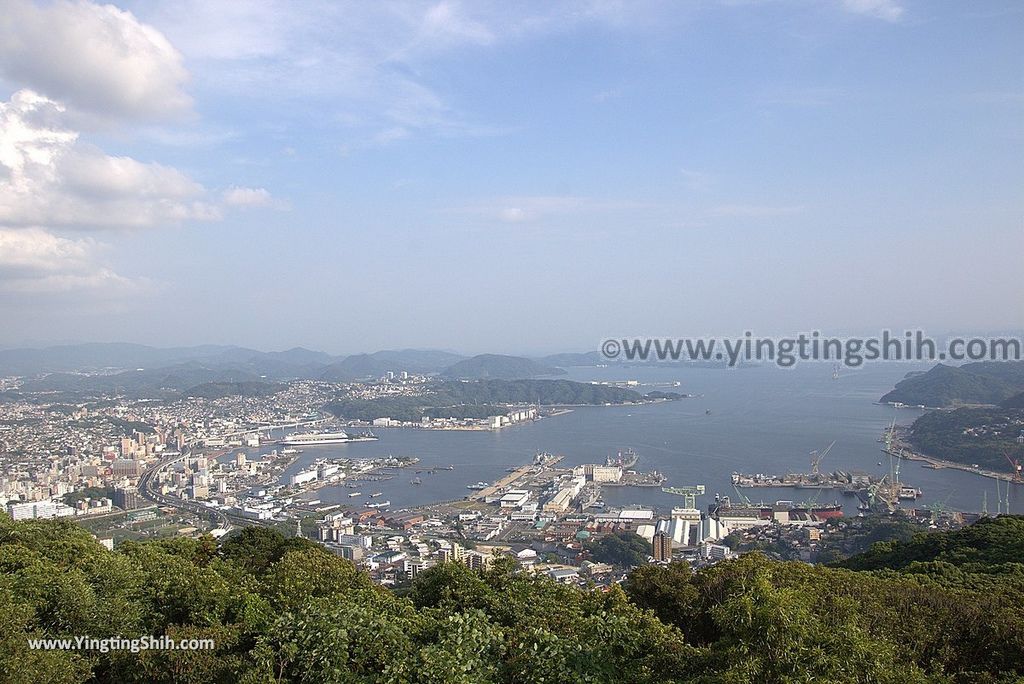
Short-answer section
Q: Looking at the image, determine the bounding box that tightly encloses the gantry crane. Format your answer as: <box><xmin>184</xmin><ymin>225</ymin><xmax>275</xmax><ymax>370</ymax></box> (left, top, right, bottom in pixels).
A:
<box><xmin>662</xmin><ymin>485</ymin><xmax>706</xmax><ymax>509</ymax></box>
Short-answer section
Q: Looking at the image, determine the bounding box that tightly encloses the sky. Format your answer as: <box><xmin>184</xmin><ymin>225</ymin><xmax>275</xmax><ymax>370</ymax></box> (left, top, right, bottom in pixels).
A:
<box><xmin>0</xmin><ymin>0</ymin><xmax>1021</xmax><ymax>355</ymax></box>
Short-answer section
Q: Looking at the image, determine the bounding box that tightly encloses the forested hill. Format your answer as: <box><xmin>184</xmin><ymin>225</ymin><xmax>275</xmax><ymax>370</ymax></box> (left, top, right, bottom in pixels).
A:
<box><xmin>1004</xmin><ymin>391</ymin><xmax>1024</xmax><ymax>409</ymax></box>
<box><xmin>2</xmin><ymin>515</ymin><xmax>1023</xmax><ymax>683</ymax></box>
<box><xmin>325</xmin><ymin>378</ymin><xmax>672</xmax><ymax>422</ymax></box>
<box><xmin>907</xmin><ymin>407</ymin><xmax>1024</xmax><ymax>471</ymax></box>
<box><xmin>836</xmin><ymin>514</ymin><xmax>1024</xmax><ymax>573</ymax></box>
<box><xmin>880</xmin><ymin>361</ymin><xmax>1024</xmax><ymax>407</ymax></box>
<box><xmin>439</xmin><ymin>354</ymin><xmax>566</xmax><ymax>380</ymax></box>
<box><xmin>183</xmin><ymin>381</ymin><xmax>285</xmax><ymax>399</ymax></box>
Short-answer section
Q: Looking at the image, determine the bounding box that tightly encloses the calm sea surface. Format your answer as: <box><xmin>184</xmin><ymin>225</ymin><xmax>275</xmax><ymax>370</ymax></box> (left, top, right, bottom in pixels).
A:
<box><xmin>264</xmin><ymin>364</ymin><xmax>1020</xmax><ymax>515</ymax></box>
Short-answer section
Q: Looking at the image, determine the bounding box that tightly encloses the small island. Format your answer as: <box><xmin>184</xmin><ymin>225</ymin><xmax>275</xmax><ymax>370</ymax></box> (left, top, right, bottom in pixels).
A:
<box><xmin>324</xmin><ymin>378</ymin><xmax>679</xmax><ymax>425</ymax></box>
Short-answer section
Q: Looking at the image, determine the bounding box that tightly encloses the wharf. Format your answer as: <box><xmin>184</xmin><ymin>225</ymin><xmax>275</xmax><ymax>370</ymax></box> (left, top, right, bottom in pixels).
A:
<box><xmin>467</xmin><ymin>455</ymin><xmax>565</xmax><ymax>502</ymax></box>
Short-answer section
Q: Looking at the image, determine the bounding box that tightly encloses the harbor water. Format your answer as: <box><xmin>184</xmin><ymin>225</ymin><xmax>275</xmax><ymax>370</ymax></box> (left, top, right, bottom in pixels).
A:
<box><xmin>262</xmin><ymin>363</ymin><xmax>1020</xmax><ymax>515</ymax></box>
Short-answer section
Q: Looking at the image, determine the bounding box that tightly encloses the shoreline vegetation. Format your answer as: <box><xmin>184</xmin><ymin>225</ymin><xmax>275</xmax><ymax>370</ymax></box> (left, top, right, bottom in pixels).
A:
<box><xmin>324</xmin><ymin>379</ymin><xmax>680</xmax><ymax>425</ymax></box>
<box><xmin>880</xmin><ymin>361</ymin><xmax>1024</xmax><ymax>408</ymax></box>
<box><xmin>898</xmin><ymin>409</ymin><xmax>1024</xmax><ymax>478</ymax></box>
<box><xmin>878</xmin><ymin>362</ymin><xmax>1024</xmax><ymax>481</ymax></box>
<box><xmin>889</xmin><ymin>425</ymin><xmax>1022</xmax><ymax>483</ymax></box>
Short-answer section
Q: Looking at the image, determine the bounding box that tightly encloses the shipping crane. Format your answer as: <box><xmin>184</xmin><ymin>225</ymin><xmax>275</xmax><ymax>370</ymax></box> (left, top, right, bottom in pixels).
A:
<box><xmin>732</xmin><ymin>484</ymin><xmax>753</xmax><ymax>507</ymax></box>
<box><xmin>1005</xmin><ymin>451</ymin><xmax>1023</xmax><ymax>483</ymax></box>
<box><xmin>662</xmin><ymin>485</ymin><xmax>706</xmax><ymax>509</ymax></box>
<box><xmin>893</xmin><ymin>449</ymin><xmax>904</xmax><ymax>485</ymax></box>
<box><xmin>884</xmin><ymin>418</ymin><xmax>897</xmax><ymax>452</ymax></box>
<box><xmin>810</xmin><ymin>440</ymin><xmax>836</xmax><ymax>477</ymax></box>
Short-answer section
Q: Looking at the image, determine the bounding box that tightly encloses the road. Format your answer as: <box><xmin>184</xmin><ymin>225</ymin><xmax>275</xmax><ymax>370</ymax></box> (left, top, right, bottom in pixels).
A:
<box><xmin>137</xmin><ymin>450</ymin><xmax>250</xmax><ymax>529</ymax></box>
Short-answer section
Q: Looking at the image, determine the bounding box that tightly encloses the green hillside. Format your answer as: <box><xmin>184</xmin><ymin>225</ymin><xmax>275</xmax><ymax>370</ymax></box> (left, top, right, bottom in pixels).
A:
<box><xmin>439</xmin><ymin>354</ymin><xmax>566</xmax><ymax>380</ymax></box>
<box><xmin>2</xmin><ymin>515</ymin><xmax>1023</xmax><ymax>683</ymax></box>
<box><xmin>324</xmin><ymin>379</ymin><xmax>653</xmax><ymax>422</ymax></box>
<box><xmin>880</xmin><ymin>362</ymin><xmax>1024</xmax><ymax>408</ymax></box>
<box><xmin>907</xmin><ymin>407</ymin><xmax>1024</xmax><ymax>471</ymax></box>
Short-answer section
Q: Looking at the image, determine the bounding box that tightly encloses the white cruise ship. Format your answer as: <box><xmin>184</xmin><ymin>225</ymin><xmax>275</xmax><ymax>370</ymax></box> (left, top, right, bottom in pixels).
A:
<box><xmin>281</xmin><ymin>430</ymin><xmax>377</xmax><ymax>446</ymax></box>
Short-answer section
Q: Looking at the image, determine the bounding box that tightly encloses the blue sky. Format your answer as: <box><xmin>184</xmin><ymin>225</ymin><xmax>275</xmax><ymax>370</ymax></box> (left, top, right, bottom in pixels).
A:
<box><xmin>0</xmin><ymin>0</ymin><xmax>1021</xmax><ymax>354</ymax></box>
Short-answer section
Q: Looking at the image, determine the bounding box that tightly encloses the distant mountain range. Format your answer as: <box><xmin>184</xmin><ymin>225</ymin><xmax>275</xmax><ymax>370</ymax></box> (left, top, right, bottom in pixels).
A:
<box><xmin>880</xmin><ymin>361</ymin><xmax>1024</xmax><ymax>408</ymax></box>
<box><xmin>0</xmin><ymin>342</ymin><xmax>743</xmax><ymax>397</ymax></box>
<box><xmin>0</xmin><ymin>343</ymin><xmax>616</xmax><ymax>396</ymax></box>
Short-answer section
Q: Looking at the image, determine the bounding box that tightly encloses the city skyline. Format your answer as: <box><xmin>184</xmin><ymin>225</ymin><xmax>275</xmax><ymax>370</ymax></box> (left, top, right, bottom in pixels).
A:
<box><xmin>1</xmin><ymin>0</ymin><xmax>1022</xmax><ymax>353</ymax></box>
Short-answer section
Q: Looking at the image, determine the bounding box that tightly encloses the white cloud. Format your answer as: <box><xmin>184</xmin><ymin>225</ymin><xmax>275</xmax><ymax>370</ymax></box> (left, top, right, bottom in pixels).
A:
<box><xmin>0</xmin><ymin>0</ymin><xmax>192</xmax><ymax>122</ymax></box>
<box><xmin>500</xmin><ymin>207</ymin><xmax>531</xmax><ymax>223</ymax></box>
<box><xmin>456</xmin><ymin>195</ymin><xmax>648</xmax><ymax>224</ymax></box>
<box><xmin>0</xmin><ymin>90</ymin><xmax>214</xmax><ymax>230</ymax></box>
<box><xmin>840</xmin><ymin>0</ymin><xmax>904</xmax><ymax>22</ymax></box>
<box><xmin>136</xmin><ymin>1</ymin><xmax>677</xmax><ymax>142</ymax></box>
<box><xmin>222</xmin><ymin>186</ymin><xmax>286</xmax><ymax>209</ymax></box>
<box><xmin>372</xmin><ymin>127</ymin><xmax>413</xmax><ymax>145</ymax></box>
<box><xmin>418</xmin><ymin>1</ymin><xmax>496</xmax><ymax>49</ymax></box>
<box><xmin>593</xmin><ymin>88</ymin><xmax>625</xmax><ymax>103</ymax></box>
<box><xmin>0</xmin><ymin>88</ymin><xmax>275</xmax><ymax>302</ymax></box>
<box><xmin>0</xmin><ymin>227</ymin><xmax>140</xmax><ymax>294</ymax></box>
<box><xmin>679</xmin><ymin>168</ymin><xmax>712</xmax><ymax>192</ymax></box>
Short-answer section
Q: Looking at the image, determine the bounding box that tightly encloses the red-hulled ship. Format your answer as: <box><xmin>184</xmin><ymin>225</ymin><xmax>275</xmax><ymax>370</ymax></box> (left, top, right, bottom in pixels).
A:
<box><xmin>709</xmin><ymin>495</ymin><xmax>844</xmax><ymax>522</ymax></box>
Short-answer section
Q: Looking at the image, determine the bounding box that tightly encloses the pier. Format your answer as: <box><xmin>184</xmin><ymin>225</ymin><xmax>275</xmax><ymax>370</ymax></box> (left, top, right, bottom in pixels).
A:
<box><xmin>467</xmin><ymin>455</ymin><xmax>565</xmax><ymax>501</ymax></box>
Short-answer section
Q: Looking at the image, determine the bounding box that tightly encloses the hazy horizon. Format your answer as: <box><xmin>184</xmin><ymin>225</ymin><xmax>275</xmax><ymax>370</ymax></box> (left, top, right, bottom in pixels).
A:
<box><xmin>2</xmin><ymin>1</ymin><xmax>1022</xmax><ymax>352</ymax></box>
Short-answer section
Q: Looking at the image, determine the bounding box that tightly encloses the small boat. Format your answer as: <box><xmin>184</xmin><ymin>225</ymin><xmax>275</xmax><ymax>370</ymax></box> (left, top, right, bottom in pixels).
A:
<box><xmin>369</xmin><ymin>492</ymin><xmax>384</xmax><ymax>498</ymax></box>
<box><xmin>411</xmin><ymin>477</ymin><xmax>422</xmax><ymax>486</ymax></box>
<box><xmin>348</xmin><ymin>492</ymin><xmax>362</xmax><ymax>498</ymax></box>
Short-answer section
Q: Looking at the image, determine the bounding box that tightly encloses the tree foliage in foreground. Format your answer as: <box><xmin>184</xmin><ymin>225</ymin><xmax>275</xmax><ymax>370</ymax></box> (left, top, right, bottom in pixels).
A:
<box><xmin>585</xmin><ymin>530</ymin><xmax>652</xmax><ymax>568</ymax></box>
<box><xmin>2</xmin><ymin>515</ymin><xmax>1023</xmax><ymax>683</ymax></box>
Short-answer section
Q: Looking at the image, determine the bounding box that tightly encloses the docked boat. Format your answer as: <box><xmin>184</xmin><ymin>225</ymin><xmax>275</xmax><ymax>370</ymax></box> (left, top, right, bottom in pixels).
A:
<box><xmin>282</xmin><ymin>430</ymin><xmax>378</xmax><ymax>446</ymax></box>
<box><xmin>709</xmin><ymin>495</ymin><xmax>845</xmax><ymax>521</ymax></box>
<box><xmin>606</xmin><ymin>448</ymin><xmax>639</xmax><ymax>469</ymax></box>
<box><xmin>898</xmin><ymin>486</ymin><xmax>923</xmax><ymax>500</ymax></box>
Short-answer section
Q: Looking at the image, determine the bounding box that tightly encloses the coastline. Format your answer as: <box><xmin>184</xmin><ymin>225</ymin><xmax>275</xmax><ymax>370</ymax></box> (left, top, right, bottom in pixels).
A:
<box><xmin>889</xmin><ymin>430</ymin><xmax>1019</xmax><ymax>484</ymax></box>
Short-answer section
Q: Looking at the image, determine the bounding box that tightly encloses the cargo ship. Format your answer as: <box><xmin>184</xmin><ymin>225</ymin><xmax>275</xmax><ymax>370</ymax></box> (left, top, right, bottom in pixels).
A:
<box><xmin>281</xmin><ymin>430</ymin><xmax>378</xmax><ymax>446</ymax></box>
<box><xmin>709</xmin><ymin>495</ymin><xmax>844</xmax><ymax>522</ymax></box>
